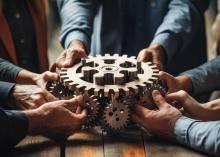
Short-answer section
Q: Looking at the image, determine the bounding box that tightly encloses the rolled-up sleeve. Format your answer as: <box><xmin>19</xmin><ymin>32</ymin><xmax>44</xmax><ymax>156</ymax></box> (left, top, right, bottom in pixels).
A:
<box><xmin>57</xmin><ymin>0</ymin><xmax>98</xmax><ymax>52</ymax></box>
<box><xmin>182</xmin><ymin>55</ymin><xmax>220</xmax><ymax>96</ymax></box>
<box><xmin>151</xmin><ymin>0</ymin><xmax>209</xmax><ymax>64</ymax></box>
<box><xmin>0</xmin><ymin>81</ymin><xmax>15</xmax><ymax>103</ymax></box>
<box><xmin>0</xmin><ymin>109</ymin><xmax>28</xmax><ymax>150</ymax></box>
<box><xmin>0</xmin><ymin>58</ymin><xmax>22</xmax><ymax>83</ymax></box>
<box><xmin>174</xmin><ymin>116</ymin><xmax>220</xmax><ymax>157</ymax></box>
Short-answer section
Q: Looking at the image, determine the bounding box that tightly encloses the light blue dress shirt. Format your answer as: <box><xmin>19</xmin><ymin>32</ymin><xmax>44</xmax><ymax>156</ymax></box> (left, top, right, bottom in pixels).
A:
<box><xmin>57</xmin><ymin>0</ymin><xmax>209</xmax><ymax>75</ymax></box>
<box><xmin>175</xmin><ymin>116</ymin><xmax>220</xmax><ymax>156</ymax></box>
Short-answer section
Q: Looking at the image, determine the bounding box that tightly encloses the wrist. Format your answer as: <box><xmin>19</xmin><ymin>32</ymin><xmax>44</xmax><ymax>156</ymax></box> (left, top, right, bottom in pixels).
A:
<box><xmin>16</xmin><ymin>70</ymin><xmax>39</xmax><ymax>85</ymax></box>
<box><xmin>24</xmin><ymin>108</ymin><xmax>47</xmax><ymax>135</ymax></box>
<box><xmin>69</xmin><ymin>40</ymin><xmax>86</xmax><ymax>51</ymax></box>
<box><xmin>149</xmin><ymin>43</ymin><xmax>167</xmax><ymax>65</ymax></box>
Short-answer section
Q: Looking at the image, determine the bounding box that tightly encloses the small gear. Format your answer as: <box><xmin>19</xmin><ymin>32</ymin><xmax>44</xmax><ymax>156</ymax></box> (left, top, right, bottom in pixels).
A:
<box><xmin>81</xmin><ymin>95</ymin><xmax>100</xmax><ymax>128</ymax></box>
<box><xmin>140</xmin><ymin>82</ymin><xmax>167</xmax><ymax>109</ymax></box>
<box><xmin>46</xmin><ymin>80</ymin><xmax>74</xmax><ymax>100</ymax></box>
<box><xmin>101</xmin><ymin>96</ymin><xmax>131</xmax><ymax>133</ymax></box>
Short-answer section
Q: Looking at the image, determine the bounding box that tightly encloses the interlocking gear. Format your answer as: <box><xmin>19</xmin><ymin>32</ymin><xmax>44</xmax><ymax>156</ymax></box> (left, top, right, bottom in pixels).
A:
<box><xmin>139</xmin><ymin>82</ymin><xmax>167</xmax><ymax>109</ymax></box>
<box><xmin>46</xmin><ymin>80</ymin><xmax>74</xmax><ymax>100</ymax></box>
<box><xmin>60</xmin><ymin>54</ymin><xmax>159</xmax><ymax>97</ymax></box>
<box><xmin>81</xmin><ymin>95</ymin><xmax>100</xmax><ymax>128</ymax></box>
<box><xmin>101</xmin><ymin>96</ymin><xmax>131</xmax><ymax>133</ymax></box>
<box><xmin>46</xmin><ymin>54</ymin><xmax>167</xmax><ymax>134</ymax></box>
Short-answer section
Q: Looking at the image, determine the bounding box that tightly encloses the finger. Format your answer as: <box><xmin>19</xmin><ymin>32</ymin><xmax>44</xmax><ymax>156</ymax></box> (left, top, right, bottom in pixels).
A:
<box><xmin>152</xmin><ymin>90</ymin><xmax>169</xmax><ymax>109</ymax></box>
<box><xmin>134</xmin><ymin>103</ymin><xmax>151</xmax><ymax>117</ymax></box>
<box><xmin>165</xmin><ymin>90</ymin><xmax>188</xmax><ymax>104</ymax></box>
<box><xmin>43</xmin><ymin>90</ymin><xmax>58</xmax><ymax>102</ymax></box>
<box><xmin>31</xmin><ymin>94</ymin><xmax>47</xmax><ymax>106</ymax></box>
<box><xmin>152</xmin><ymin>52</ymin><xmax>163</xmax><ymax>70</ymax></box>
<box><xmin>76</xmin><ymin>105</ymin><xmax>82</xmax><ymax>114</ymax></box>
<box><xmin>56</xmin><ymin>51</ymin><xmax>66</xmax><ymax>68</ymax></box>
<box><xmin>75</xmin><ymin>108</ymin><xmax>87</xmax><ymax>120</ymax></box>
<box><xmin>44</xmin><ymin>71</ymin><xmax>59</xmax><ymax>81</ymax></box>
<box><xmin>63</xmin><ymin>50</ymin><xmax>75</xmax><ymax>67</ymax></box>
<box><xmin>63</xmin><ymin>96</ymin><xmax>83</xmax><ymax>111</ymax></box>
<box><xmin>137</xmin><ymin>49</ymin><xmax>152</xmax><ymax>62</ymax></box>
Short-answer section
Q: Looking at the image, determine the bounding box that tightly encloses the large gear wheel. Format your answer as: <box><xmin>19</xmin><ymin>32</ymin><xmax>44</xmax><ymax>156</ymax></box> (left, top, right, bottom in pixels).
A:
<box><xmin>46</xmin><ymin>80</ymin><xmax>74</xmax><ymax>100</ymax></box>
<box><xmin>60</xmin><ymin>54</ymin><xmax>159</xmax><ymax>97</ymax></box>
<box><xmin>100</xmin><ymin>96</ymin><xmax>131</xmax><ymax>133</ymax></box>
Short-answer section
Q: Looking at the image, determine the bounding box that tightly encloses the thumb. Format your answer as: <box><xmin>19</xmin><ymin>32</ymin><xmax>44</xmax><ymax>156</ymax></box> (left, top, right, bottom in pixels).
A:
<box><xmin>152</xmin><ymin>90</ymin><xmax>169</xmax><ymax>109</ymax></box>
<box><xmin>159</xmin><ymin>71</ymin><xmax>176</xmax><ymax>93</ymax></box>
<box><xmin>165</xmin><ymin>90</ymin><xmax>188</xmax><ymax>105</ymax></box>
<box><xmin>44</xmin><ymin>71</ymin><xmax>59</xmax><ymax>81</ymax></box>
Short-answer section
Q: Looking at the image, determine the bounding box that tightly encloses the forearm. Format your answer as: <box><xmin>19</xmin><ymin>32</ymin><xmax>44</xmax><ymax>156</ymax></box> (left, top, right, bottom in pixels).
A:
<box><xmin>202</xmin><ymin>99</ymin><xmax>220</xmax><ymax>120</ymax></box>
<box><xmin>16</xmin><ymin>69</ymin><xmax>39</xmax><ymax>85</ymax></box>
<box><xmin>182</xmin><ymin>55</ymin><xmax>220</xmax><ymax>96</ymax></box>
<box><xmin>58</xmin><ymin>0</ymin><xmax>97</xmax><ymax>51</ymax></box>
<box><xmin>174</xmin><ymin>117</ymin><xmax>220</xmax><ymax>156</ymax></box>
<box><xmin>151</xmin><ymin>0</ymin><xmax>207</xmax><ymax>63</ymax></box>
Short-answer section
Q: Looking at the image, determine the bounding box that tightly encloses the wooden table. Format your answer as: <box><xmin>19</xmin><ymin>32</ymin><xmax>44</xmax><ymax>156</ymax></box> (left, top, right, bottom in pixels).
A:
<box><xmin>6</xmin><ymin>127</ymin><xmax>209</xmax><ymax>157</ymax></box>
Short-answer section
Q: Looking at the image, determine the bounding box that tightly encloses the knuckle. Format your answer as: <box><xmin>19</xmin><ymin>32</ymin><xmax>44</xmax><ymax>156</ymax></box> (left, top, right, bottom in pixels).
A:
<box><xmin>178</xmin><ymin>90</ymin><xmax>187</xmax><ymax>98</ymax></box>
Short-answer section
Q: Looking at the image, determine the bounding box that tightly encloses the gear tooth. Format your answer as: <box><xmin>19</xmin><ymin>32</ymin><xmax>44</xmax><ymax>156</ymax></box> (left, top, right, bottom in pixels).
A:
<box><xmin>113</xmin><ymin>54</ymin><xmax>119</xmax><ymax>57</ymax></box>
<box><xmin>121</xmin><ymin>54</ymin><xmax>128</xmax><ymax>58</ymax></box>
<box><xmin>96</xmin><ymin>54</ymin><xmax>102</xmax><ymax>57</ymax></box>
<box><xmin>130</xmin><ymin>56</ymin><xmax>136</xmax><ymax>59</ymax></box>
<box><xmin>105</xmin><ymin>53</ymin><xmax>111</xmax><ymax>57</ymax></box>
<box><xmin>60</xmin><ymin>75</ymin><xmax>69</xmax><ymax>82</ymax></box>
<box><xmin>61</xmin><ymin>68</ymin><xmax>68</xmax><ymax>71</ymax></box>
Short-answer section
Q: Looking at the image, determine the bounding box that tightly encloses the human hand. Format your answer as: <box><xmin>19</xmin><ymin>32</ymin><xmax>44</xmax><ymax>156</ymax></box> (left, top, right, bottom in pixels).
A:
<box><xmin>132</xmin><ymin>90</ymin><xmax>182</xmax><ymax>138</ymax></box>
<box><xmin>166</xmin><ymin>90</ymin><xmax>220</xmax><ymax>121</ymax></box>
<box><xmin>159</xmin><ymin>71</ymin><xmax>192</xmax><ymax>94</ymax></box>
<box><xmin>11</xmin><ymin>84</ymin><xmax>57</xmax><ymax>109</ymax></box>
<box><xmin>137</xmin><ymin>44</ymin><xmax>166</xmax><ymax>70</ymax></box>
<box><xmin>24</xmin><ymin>96</ymin><xmax>87</xmax><ymax>137</ymax></box>
<box><xmin>55</xmin><ymin>40</ymin><xmax>87</xmax><ymax>70</ymax></box>
<box><xmin>32</xmin><ymin>71</ymin><xmax>58</xmax><ymax>89</ymax></box>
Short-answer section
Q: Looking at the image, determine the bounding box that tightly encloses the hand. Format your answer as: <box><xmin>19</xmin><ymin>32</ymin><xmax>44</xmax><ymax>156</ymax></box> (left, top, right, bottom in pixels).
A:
<box><xmin>166</xmin><ymin>90</ymin><xmax>220</xmax><ymax>121</ymax></box>
<box><xmin>159</xmin><ymin>71</ymin><xmax>192</xmax><ymax>94</ymax></box>
<box><xmin>32</xmin><ymin>71</ymin><xmax>58</xmax><ymax>88</ymax></box>
<box><xmin>132</xmin><ymin>90</ymin><xmax>182</xmax><ymax>138</ymax></box>
<box><xmin>24</xmin><ymin>96</ymin><xmax>87</xmax><ymax>137</ymax></box>
<box><xmin>11</xmin><ymin>84</ymin><xmax>57</xmax><ymax>109</ymax></box>
<box><xmin>137</xmin><ymin>44</ymin><xmax>166</xmax><ymax>70</ymax></box>
<box><xmin>55</xmin><ymin>40</ymin><xmax>87</xmax><ymax>70</ymax></box>
<box><xmin>16</xmin><ymin>70</ymin><xmax>58</xmax><ymax>89</ymax></box>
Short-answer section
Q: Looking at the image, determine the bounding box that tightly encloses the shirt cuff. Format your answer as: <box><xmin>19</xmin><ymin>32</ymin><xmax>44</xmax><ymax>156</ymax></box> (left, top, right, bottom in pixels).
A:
<box><xmin>0</xmin><ymin>81</ymin><xmax>15</xmax><ymax>103</ymax></box>
<box><xmin>62</xmin><ymin>30</ymin><xmax>91</xmax><ymax>52</ymax></box>
<box><xmin>174</xmin><ymin>116</ymin><xmax>201</xmax><ymax>145</ymax></box>
<box><xmin>151</xmin><ymin>33</ymin><xmax>178</xmax><ymax>64</ymax></box>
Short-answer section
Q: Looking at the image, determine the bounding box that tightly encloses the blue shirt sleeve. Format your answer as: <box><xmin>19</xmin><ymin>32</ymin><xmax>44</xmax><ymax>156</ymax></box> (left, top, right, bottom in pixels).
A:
<box><xmin>0</xmin><ymin>109</ymin><xmax>28</xmax><ymax>149</ymax></box>
<box><xmin>0</xmin><ymin>58</ymin><xmax>22</xmax><ymax>83</ymax></box>
<box><xmin>174</xmin><ymin>116</ymin><xmax>220</xmax><ymax>157</ymax></box>
<box><xmin>182</xmin><ymin>55</ymin><xmax>220</xmax><ymax>96</ymax></box>
<box><xmin>151</xmin><ymin>0</ymin><xmax>209</xmax><ymax>64</ymax></box>
<box><xmin>0</xmin><ymin>81</ymin><xmax>15</xmax><ymax>104</ymax></box>
<box><xmin>57</xmin><ymin>0</ymin><xmax>98</xmax><ymax>52</ymax></box>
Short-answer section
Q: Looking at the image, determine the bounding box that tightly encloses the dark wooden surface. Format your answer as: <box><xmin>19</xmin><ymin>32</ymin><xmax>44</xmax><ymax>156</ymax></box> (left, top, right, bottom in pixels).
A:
<box><xmin>6</xmin><ymin>127</ymin><xmax>209</xmax><ymax>157</ymax></box>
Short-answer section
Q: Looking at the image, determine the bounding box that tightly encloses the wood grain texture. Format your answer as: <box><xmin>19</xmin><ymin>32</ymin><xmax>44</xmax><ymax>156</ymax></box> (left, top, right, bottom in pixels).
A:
<box><xmin>103</xmin><ymin>130</ymin><xmax>146</xmax><ymax>157</ymax></box>
<box><xmin>142</xmin><ymin>131</ymin><xmax>210</xmax><ymax>157</ymax></box>
<box><xmin>65</xmin><ymin>127</ymin><xmax>104</xmax><ymax>157</ymax></box>
<box><xmin>7</xmin><ymin>129</ymin><xmax>211</xmax><ymax>157</ymax></box>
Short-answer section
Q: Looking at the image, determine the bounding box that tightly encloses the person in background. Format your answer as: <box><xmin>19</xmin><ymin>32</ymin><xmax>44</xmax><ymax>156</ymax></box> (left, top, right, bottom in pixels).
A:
<box><xmin>56</xmin><ymin>0</ymin><xmax>209</xmax><ymax>76</ymax></box>
<box><xmin>0</xmin><ymin>58</ymin><xmax>87</xmax><ymax>149</ymax></box>
<box><xmin>0</xmin><ymin>0</ymin><xmax>48</xmax><ymax>73</ymax></box>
